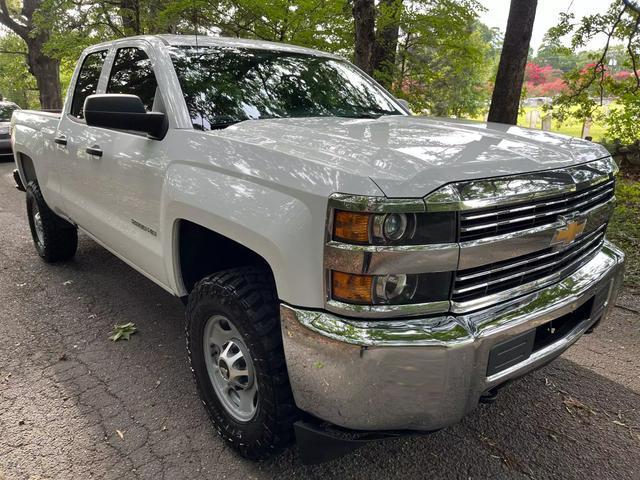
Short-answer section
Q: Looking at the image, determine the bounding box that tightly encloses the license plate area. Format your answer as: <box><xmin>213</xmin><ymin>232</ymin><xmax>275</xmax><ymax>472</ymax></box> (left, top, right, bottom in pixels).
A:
<box><xmin>486</xmin><ymin>297</ymin><xmax>595</xmax><ymax>377</ymax></box>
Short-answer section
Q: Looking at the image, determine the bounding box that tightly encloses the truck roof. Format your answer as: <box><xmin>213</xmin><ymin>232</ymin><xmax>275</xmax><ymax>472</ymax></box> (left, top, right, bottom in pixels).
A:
<box><xmin>89</xmin><ymin>34</ymin><xmax>339</xmax><ymax>59</ymax></box>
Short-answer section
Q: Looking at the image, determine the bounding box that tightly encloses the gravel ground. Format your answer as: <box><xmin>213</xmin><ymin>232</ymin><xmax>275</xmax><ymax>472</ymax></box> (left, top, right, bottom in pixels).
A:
<box><xmin>0</xmin><ymin>162</ymin><xmax>639</xmax><ymax>480</ymax></box>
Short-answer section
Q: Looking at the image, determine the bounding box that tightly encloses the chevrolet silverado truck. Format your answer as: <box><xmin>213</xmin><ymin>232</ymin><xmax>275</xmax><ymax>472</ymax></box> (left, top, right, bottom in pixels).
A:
<box><xmin>11</xmin><ymin>35</ymin><xmax>625</xmax><ymax>463</ymax></box>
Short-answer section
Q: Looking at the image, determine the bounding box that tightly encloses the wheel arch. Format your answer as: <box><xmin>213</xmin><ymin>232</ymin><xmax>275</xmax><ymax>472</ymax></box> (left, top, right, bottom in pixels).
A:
<box><xmin>15</xmin><ymin>152</ymin><xmax>38</xmax><ymax>186</ymax></box>
<box><xmin>174</xmin><ymin>218</ymin><xmax>277</xmax><ymax>296</ymax></box>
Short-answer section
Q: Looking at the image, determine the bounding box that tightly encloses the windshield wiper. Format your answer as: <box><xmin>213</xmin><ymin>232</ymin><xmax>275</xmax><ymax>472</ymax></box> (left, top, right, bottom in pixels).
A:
<box><xmin>337</xmin><ymin>112</ymin><xmax>382</xmax><ymax>119</ymax></box>
<box><xmin>207</xmin><ymin>120</ymin><xmax>244</xmax><ymax>130</ymax></box>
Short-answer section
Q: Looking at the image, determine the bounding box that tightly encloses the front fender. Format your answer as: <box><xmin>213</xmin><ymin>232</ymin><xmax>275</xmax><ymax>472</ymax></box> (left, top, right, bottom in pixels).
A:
<box><xmin>162</xmin><ymin>163</ymin><xmax>329</xmax><ymax>308</ymax></box>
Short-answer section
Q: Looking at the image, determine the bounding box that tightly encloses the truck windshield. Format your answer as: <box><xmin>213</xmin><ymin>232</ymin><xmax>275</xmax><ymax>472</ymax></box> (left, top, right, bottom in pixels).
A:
<box><xmin>0</xmin><ymin>104</ymin><xmax>17</xmax><ymax>122</ymax></box>
<box><xmin>169</xmin><ymin>46</ymin><xmax>402</xmax><ymax>130</ymax></box>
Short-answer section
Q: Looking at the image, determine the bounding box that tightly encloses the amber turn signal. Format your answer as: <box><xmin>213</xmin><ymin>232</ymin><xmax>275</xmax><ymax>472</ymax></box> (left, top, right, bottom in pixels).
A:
<box><xmin>333</xmin><ymin>210</ymin><xmax>371</xmax><ymax>243</ymax></box>
<box><xmin>331</xmin><ymin>271</ymin><xmax>373</xmax><ymax>304</ymax></box>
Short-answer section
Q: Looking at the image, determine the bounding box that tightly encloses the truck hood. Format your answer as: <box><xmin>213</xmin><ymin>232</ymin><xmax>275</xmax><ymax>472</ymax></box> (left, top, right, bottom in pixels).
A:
<box><xmin>220</xmin><ymin>116</ymin><xmax>610</xmax><ymax>198</ymax></box>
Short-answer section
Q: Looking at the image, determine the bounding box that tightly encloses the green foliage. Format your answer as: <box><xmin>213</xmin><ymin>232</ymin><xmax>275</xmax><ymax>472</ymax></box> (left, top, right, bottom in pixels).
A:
<box><xmin>606</xmin><ymin>92</ymin><xmax>640</xmax><ymax>144</ymax></box>
<box><xmin>0</xmin><ymin>35</ymin><xmax>38</xmax><ymax>108</ymax></box>
<box><xmin>608</xmin><ymin>178</ymin><xmax>640</xmax><ymax>286</ymax></box>
<box><xmin>545</xmin><ymin>1</ymin><xmax>640</xmax><ymax>143</ymax></box>
<box><xmin>392</xmin><ymin>0</ymin><xmax>497</xmax><ymax>117</ymax></box>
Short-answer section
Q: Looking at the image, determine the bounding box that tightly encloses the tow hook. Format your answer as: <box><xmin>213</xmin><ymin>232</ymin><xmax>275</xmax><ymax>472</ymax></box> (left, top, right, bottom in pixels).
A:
<box><xmin>13</xmin><ymin>169</ymin><xmax>25</xmax><ymax>192</ymax></box>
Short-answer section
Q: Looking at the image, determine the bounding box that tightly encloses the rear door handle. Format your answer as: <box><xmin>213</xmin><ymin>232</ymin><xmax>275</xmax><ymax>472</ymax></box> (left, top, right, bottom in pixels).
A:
<box><xmin>86</xmin><ymin>145</ymin><xmax>103</xmax><ymax>157</ymax></box>
<box><xmin>54</xmin><ymin>135</ymin><xmax>67</xmax><ymax>146</ymax></box>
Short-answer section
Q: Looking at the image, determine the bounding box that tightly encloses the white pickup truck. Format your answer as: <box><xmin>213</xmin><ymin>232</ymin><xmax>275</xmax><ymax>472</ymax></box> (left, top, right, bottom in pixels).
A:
<box><xmin>11</xmin><ymin>35</ymin><xmax>625</xmax><ymax>463</ymax></box>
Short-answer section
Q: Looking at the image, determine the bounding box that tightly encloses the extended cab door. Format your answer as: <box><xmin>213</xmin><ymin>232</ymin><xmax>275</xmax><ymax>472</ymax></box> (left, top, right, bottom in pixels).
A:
<box><xmin>58</xmin><ymin>42</ymin><xmax>172</xmax><ymax>287</ymax></box>
<box><xmin>90</xmin><ymin>45</ymin><xmax>170</xmax><ymax>283</ymax></box>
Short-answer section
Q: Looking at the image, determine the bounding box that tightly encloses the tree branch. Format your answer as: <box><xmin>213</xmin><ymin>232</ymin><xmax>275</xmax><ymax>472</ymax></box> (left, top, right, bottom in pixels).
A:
<box><xmin>626</xmin><ymin>12</ymin><xmax>640</xmax><ymax>90</ymax></box>
<box><xmin>0</xmin><ymin>0</ymin><xmax>28</xmax><ymax>38</ymax></box>
<box><xmin>622</xmin><ymin>0</ymin><xmax>640</xmax><ymax>15</ymax></box>
<box><xmin>0</xmin><ymin>49</ymin><xmax>28</xmax><ymax>55</ymax></box>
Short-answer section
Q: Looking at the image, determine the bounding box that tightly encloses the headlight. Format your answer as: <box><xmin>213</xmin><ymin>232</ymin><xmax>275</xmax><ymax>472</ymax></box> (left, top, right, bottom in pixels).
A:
<box><xmin>330</xmin><ymin>271</ymin><xmax>451</xmax><ymax>306</ymax></box>
<box><xmin>332</xmin><ymin>209</ymin><xmax>456</xmax><ymax>245</ymax></box>
<box><xmin>326</xmin><ymin>195</ymin><xmax>457</xmax><ymax>315</ymax></box>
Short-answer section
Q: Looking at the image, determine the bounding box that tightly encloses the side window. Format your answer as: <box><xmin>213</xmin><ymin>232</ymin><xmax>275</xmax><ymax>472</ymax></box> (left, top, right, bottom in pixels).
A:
<box><xmin>107</xmin><ymin>48</ymin><xmax>158</xmax><ymax>111</ymax></box>
<box><xmin>70</xmin><ymin>50</ymin><xmax>107</xmax><ymax>118</ymax></box>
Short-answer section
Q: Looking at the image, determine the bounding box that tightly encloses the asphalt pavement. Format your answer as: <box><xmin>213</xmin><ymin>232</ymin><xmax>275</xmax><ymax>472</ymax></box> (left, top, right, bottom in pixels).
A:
<box><xmin>0</xmin><ymin>161</ymin><xmax>638</xmax><ymax>479</ymax></box>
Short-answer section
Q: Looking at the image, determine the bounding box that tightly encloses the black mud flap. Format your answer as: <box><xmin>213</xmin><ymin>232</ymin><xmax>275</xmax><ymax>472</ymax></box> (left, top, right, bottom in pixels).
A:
<box><xmin>294</xmin><ymin>420</ymin><xmax>417</xmax><ymax>465</ymax></box>
<box><xmin>13</xmin><ymin>169</ymin><xmax>25</xmax><ymax>192</ymax></box>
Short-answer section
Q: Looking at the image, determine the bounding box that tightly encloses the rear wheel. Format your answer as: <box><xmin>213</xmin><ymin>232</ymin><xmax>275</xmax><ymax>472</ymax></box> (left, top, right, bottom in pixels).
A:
<box><xmin>186</xmin><ymin>267</ymin><xmax>297</xmax><ymax>461</ymax></box>
<box><xmin>26</xmin><ymin>181</ymin><xmax>77</xmax><ymax>262</ymax></box>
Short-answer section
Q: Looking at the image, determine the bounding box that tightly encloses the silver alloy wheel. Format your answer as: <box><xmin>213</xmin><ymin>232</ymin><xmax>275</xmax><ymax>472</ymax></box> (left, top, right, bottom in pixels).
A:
<box><xmin>31</xmin><ymin>201</ymin><xmax>44</xmax><ymax>246</ymax></box>
<box><xmin>203</xmin><ymin>315</ymin><xmax>258</xmax><ymax>422</ymax></box>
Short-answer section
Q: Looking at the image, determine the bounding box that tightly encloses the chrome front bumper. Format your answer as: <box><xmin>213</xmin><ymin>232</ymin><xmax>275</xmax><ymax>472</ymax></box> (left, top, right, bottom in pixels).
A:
<box><xmin>281</xmin><ymin>241</ymin><xmax>625</xmax><ymax>431</ymax></box>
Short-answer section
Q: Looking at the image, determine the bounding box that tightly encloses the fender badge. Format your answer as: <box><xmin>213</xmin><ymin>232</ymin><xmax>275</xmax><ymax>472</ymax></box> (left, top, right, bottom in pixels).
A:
<box><xmin>551</xmin><ymin>214</ymin><xmax>587</xmax><ymax>248</ymax></box>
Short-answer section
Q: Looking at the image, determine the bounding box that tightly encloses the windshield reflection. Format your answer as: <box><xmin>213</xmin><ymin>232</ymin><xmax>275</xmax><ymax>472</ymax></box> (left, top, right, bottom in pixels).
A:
<box><xmin>169</xmin><ymin>46</ymin><xmax>402</xmax><ymax>130</ymax></box>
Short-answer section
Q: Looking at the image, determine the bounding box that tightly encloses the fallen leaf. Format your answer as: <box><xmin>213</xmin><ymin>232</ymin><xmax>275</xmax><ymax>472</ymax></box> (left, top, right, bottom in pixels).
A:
<box><xmin>116</xmin><ymin>430</ymin><xmax>124</xmax><ymax>439</ymax></box>
<box><xmin>109</xmin><ymin>322</ymin><xmax>138</xmax><ymax>342</ymax></box>
<box><xmin>63</xmin><ymin>280</ymin><xmax>73</xmax><ymax>285</ymax></box>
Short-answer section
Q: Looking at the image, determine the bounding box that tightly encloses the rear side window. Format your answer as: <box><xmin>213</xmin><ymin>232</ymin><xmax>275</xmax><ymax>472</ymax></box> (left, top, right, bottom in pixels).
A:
<box><xmin>70</xmin><ymin>50</ymin><xmax>107</xmax><ymax>118</ymax></box>
<box><xmin>107</xmin><ymin>48</ymin><xmax>158</xmax><ymax>111</ymax></box>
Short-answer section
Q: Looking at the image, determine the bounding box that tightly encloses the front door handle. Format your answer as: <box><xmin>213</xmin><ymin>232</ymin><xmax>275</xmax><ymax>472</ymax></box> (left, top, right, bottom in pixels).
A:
<box><xmin>86</xmin><ymin>145</ymin><xmax>103</xmax><ymax>157</ymax></box>
<box><xmin>54</xmin><ymin>135</ymin><xmax>67</xmax><ymax>146</ymax></box>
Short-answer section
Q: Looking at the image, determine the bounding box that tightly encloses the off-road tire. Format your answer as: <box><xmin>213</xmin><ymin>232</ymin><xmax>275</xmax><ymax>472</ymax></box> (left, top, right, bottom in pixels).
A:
<box><xmin>186</xmin><ymin>267</ymin><xmax>298</xmax><ymax>461</ymax></box>
<box><xmin>25</xmin><ymin>181</ymin><xmax>78</xmax><ymax>262</ymax></box>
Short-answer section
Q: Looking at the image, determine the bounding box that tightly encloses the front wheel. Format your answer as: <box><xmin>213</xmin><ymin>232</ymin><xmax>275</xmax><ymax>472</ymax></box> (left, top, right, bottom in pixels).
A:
<box><xmin>25</xmin><ymin>181</ymin><xmax>77</xmax><ymax>263</ymax></box>
<box><xmin>186</xmin><ymin>267</ymin><xmax>298</xmax><ymax>460</ymax></box>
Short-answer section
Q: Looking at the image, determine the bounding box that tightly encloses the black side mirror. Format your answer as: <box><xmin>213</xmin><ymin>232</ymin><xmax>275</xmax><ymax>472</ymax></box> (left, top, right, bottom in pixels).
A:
<box><xmin>84</xmin><ymin>94</ymin><xmax>168</xmax><ymax>139</ymax></box>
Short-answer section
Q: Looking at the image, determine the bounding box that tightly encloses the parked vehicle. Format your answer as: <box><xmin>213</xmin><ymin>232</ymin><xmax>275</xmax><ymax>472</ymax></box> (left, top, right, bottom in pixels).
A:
<box><xmin>10</xmin><ymin>35</ymin><xmax>625</xmax><ymax>464</ymax></box>
<box><xmin>0</xmin><ymin>101</ymin><xmax>20</xmax><ymax>158</ymax></box>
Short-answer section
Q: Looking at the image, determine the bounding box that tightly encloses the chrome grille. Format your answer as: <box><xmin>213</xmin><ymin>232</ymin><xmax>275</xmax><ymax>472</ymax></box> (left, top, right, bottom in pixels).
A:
<box><xmin>452</xmin><ymin>225</ymin><xmax>607</xmax><ymax>303</ymax></box>
<box><xmin>459</xmin><ymin>179</ymin><xmax>615</xmax><ymax>242</ymax></box>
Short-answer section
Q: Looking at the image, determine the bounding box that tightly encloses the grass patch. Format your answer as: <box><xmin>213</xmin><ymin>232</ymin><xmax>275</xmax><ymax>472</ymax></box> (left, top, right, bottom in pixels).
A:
<box><xmin>470</xmin><ymin>105</ymin><xmax>610</xmax><ymax>141</ymax></box>
<box><xmin>515</xmin><ymin>107</ymin><xmax>607</xmax><ymax>141</ymax></box>
<box><xmin>608</xmin><ymin>178</ymin><xmax>640</xmax><ymax>286</ymax></box>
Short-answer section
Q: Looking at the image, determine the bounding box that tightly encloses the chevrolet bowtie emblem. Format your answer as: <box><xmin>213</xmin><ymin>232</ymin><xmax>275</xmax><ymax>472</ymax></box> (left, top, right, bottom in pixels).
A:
<box><xmin>551</xmin><ymin>214</ymin><xmax>587</xmax><ymax>247</ymax></box>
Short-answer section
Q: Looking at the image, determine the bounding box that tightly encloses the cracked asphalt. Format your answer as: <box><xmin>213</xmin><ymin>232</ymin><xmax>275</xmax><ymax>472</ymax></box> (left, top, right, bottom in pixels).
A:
<box><xmin>0</xmin><ymin>161</ymin><xmax>639</xmax><ymax>480</ymax></box>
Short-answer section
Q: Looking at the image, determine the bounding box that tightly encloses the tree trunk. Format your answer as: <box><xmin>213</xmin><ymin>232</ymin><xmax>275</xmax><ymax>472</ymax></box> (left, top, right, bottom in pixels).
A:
<box><xmin>120</xmin><ymin>0</ymin><xmax>141</xmax><ymax>35</ymax></box>
<box><xmin>487</xmin><ymin>0</ymin><xmax>538</xmax><ymax>124</ymax></box>
<box><xmin>1</xmin><ymin>0</ymin><xmax>63</xmax><ymax>109</ymax></box>
<box><xmin>25</xmin><ymin>35</ymin><xmax>62</xmax><ymax>110</ymax></box>
<box><xmin>352</xmin><ymin>0</ymin><xmax>376</xmax><ymax>75</ymax></box>
<box><xmin>372</xmin><ymin>0</ymin><xmax>401</xmax><ymax>88</ymax></box>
